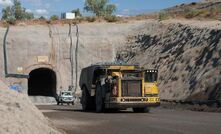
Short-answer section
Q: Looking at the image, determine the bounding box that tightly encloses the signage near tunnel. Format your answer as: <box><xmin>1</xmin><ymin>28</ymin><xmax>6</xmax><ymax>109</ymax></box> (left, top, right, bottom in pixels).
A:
<box><xmin>37</xmin><ymin>56</ymin><xmax>49</xmax><ymax>63</ymax></box>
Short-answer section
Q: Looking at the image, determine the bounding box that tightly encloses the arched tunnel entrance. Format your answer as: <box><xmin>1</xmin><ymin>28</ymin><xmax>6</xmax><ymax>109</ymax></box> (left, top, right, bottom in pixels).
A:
<box><xmin>28</xmin><ymin>68</ymin><xmax>57</xmax><ymax>97</ymax></box>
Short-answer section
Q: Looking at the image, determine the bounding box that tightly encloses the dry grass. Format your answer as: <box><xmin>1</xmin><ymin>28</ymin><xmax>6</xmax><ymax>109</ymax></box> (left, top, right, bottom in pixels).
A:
<box><xmin>163</xmin><ymin>1</ymin><xmax>221</xmax><ymax>21</ymax></box>
<box><xmin>0</xmin><ymin>14</ymin><xmax>159</xmax><ymax>26</ymax></box>
<box><xmin>0</xmin><ymin>1</ymin><xmax>220</xmax><ymax>27</ymax></box>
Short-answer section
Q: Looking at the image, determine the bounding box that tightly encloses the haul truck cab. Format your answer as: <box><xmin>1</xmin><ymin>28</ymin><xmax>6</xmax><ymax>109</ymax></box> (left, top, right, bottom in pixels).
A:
<box><xmin>79</xmin><ymin>63</ymin><xmax>160</xmax><ymax>113</ymax></box>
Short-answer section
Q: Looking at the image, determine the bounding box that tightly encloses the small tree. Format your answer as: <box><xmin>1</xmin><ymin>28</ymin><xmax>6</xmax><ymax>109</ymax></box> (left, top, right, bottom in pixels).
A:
<box><xmin>72</xmin><ymin>8</ymin><xmax>82</xmax><ymax>17</ymax></box>
<box><xmin>24</xmin><ymin>12</ymin><xmax>34</xmax><ymax>20</ymax></box>
<box><xmin>50</xmin><ymin>15</ymin><xmax>59</xmax><ymax>21</ymax></box>
<box><xmin>23</xmin><ymin>8</ymin><xmax>34</xmax><ymax>20</ymax></box>
<box><xmin>1</xmin><ymin>0</ymin><xmax>34</xmax><ymax>21</ymax></box>
<box><xmin>39</xmin><ymin>16</ymin><xmax>46</xmax><ymax>20</ymax></box>
<box><xmin>158</xmin><ymin>11</ymin><xmax>170</xmax><ymax>21</ymax></box>
<box><xmin>12</xmin><ymin>0</ymin><xmax>24</xmax><ymax>20</ymax></box>
<box><xmin>105</xmin><ymin>4</ymin><xmax>116</xmax><ymax>15</ymax></box>
<box><xmin>84</xmin><ymin>0</ymin><xmax>116</xmax><ymax>17</ymax></box>
<box><xmin>1</xmin><ymin>7</ymin><xmax>13</xmax><ymax>20</ymax></box>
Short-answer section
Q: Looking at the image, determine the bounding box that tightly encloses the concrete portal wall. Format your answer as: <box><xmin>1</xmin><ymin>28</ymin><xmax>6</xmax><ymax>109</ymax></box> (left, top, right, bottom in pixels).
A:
<box><xmin>0</xmin><ymin>21</ymin><xmax>147</xmax><ymax>95</ymax></box>
<box><xmin>0</xmin><ymin>25</ymin><xmax>68</xmax><ymax>95</ymax></box>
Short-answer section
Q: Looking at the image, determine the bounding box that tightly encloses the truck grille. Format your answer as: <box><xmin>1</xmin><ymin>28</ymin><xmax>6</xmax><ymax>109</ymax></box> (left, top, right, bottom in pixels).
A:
<box><xmin>121</xmin><ymin>80</ymin><xmax>142</xmax><ymax>97</ymax></box>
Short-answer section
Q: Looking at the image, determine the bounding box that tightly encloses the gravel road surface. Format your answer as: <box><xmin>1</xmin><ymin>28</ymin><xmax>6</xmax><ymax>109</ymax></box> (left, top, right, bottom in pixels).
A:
<box><xmin>37</xmin><ymin>104</ymin><xmax>221</xmax><ymax>134</ymax></box>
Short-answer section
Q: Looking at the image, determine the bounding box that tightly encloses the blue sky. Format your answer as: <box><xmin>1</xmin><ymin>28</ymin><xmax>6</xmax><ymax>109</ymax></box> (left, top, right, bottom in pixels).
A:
<box><xmin>0</xmin><ymin>0</ymin><xmax>199</xmax><ymax>18</ymax></box>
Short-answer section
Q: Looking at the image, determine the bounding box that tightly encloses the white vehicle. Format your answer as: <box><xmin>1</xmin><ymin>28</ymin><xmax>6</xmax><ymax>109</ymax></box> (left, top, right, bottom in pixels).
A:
<box><xmin>57</xmin><ymin>91</ymin><xmax>74</xmax><ymax>105</ymax></box>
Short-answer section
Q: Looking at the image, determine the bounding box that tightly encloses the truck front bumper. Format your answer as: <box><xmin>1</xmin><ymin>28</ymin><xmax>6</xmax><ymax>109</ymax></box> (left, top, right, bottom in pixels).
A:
<box><xmin>105</xmin><ymin>97</ymin><xmax>160</xmax><ymax>109</ymax></box>
<box><xmin>106</xmin><ymin>102</ymin><xmax>160</xmax><ymax>109</ymax></box>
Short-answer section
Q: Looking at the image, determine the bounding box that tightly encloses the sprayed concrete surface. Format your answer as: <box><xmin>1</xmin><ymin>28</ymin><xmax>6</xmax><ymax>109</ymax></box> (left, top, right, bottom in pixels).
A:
<box><xmin>0</xmin><ymin>20</ymin><xmax>148</xmax><ymax>103</ymax></box>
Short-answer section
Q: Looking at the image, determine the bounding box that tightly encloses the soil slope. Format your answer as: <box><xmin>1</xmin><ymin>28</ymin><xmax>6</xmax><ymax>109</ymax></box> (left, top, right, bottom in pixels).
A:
<box><xmin>0</xmin><ymin>79</ymin><xmax>61</xmax><ymax>134</ymax></box>
<box><xmin>118</xmin><ymin>20</ymin><xmax>221</xmax><ymax>101</ymax></box>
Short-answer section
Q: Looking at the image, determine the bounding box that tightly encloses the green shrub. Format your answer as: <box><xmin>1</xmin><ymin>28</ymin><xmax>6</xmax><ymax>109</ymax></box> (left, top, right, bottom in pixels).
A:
<box><xmin>6</xmin><ymin>16</ymin><xmax>16</xmax><ymax>25</ymax></box>
<box><xmin>86</xmin><ymin>16</ymin><xmax>96</xmax><ymax>22</ymax></box>
<box><xmin>198</xmin><ymin>9</ymin><xmax>209</xmax><ymax>15</ymax></box>
<box><xmin>185</xmin><ymin>9</ymin><xmax>199</xmax><ymax>18</ymax></box>
<box><xmin>50</xmin><ymin>15</ymin><xmax>59</xmax><ymax>21</ymax></box>
<box><xmin>39</xmin><ymin>16</ymin><xmax>46</xmax><ymax>20</ymax></box>
<box><xmin>75</xmin><ymin>17</ymin><xmax>84</xmax><ymax>23</ymax></box>
<box><xmin>104</xmin><ymin>15</ymin><xmax>118</xmax><ymax>22</ymax></box>
<box><xmin>185</xmin><ymin>9</ymin><xmax>210</xmax><ymax>18</ymax></box>
<box><xmin>158</xmin><ymin>11</ymin><xmax>170</xmax><ymax>21</ymax></box>
<box><xmin>209</xmin><ymin>6</ymin><xmax>221</xmax><ymax>14</ymax></box>
<box><xmin>190</xmin><ymin>2</ymin><xmax>197</xmax><ymax>5</ymax></box>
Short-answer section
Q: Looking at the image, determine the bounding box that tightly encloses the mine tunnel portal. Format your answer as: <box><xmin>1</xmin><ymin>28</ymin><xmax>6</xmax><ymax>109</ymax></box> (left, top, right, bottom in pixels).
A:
<box><xmin>28</xmin><ymin>68</ymin><xmax>57</xmax><ymax>97</ymax></box>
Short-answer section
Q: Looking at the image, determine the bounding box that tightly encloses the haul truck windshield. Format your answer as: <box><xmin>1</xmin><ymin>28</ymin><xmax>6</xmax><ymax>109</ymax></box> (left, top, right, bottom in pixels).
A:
<box><xmin>145</xmin><ymin>70</ymin><xmax>158</xmax><ymax>82</ymax></box>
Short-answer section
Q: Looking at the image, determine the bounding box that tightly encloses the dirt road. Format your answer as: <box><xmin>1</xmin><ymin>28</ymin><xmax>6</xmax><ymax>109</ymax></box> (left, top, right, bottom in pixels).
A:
<box><xmin>37</xmin><ymin>104</ymin><xmax>221</xmax><ymax>134</ymax></box>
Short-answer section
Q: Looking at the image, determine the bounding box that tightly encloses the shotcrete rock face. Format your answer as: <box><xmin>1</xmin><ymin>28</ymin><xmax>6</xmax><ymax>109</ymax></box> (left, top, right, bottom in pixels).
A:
<box><xmin>0</xmin><ymin>22</ymin><xmax>144</xmax><ymax>100</ymax></box>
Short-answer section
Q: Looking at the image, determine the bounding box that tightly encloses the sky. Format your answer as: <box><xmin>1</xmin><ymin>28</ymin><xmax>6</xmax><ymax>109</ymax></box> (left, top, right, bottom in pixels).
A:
<box><xmin>0</xmin><ymin>0</ymin><xmax>200</xmax><ymax>18</ymax></box>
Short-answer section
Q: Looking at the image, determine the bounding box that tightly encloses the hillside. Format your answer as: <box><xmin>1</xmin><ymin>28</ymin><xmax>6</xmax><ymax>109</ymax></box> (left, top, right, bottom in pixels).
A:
<box><xmin>160</xmin><ymin>0</ymin><xmax>221</xmax><ymax>20</ymax></box>
<box><xmin>117</xmin><ymin>20</ymin><xmax>221</xmax><ymax>101</ymax></box>
<box><xmin>0</xmin><ymin>80</ymin><xmax>61</xmax><ymax>134</ymax></box>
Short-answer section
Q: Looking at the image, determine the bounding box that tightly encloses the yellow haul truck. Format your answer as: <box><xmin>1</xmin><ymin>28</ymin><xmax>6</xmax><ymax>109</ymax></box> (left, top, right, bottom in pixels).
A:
<box><xmin>79</xmin><ymin>63</ymin><xmax>160</xmax><ymax>113</ymax></box>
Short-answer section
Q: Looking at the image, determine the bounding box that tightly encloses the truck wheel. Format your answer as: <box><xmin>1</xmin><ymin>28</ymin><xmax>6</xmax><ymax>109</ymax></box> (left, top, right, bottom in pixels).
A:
<box><xmin>133</xmin><ymin>107</ymin><xmax>150</xmax><ymax>113</ymax></box>
<box><xmin>96</xmin><ymin>85</ymin><xmax>104</xmax><ymax>113</ymax></box>
<box><xmin>81</xmin><ymin>86</ymin><xmax>90</xmax><ymax>111</ymax></box>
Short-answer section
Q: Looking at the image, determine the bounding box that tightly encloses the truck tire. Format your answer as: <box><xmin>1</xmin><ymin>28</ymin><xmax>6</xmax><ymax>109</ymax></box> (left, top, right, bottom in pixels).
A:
<box><xmin>96</xmin><ymin>84</ymin><xmax>104</xmax><ymax>113</ymax></box>
<box><xmin>81</xmin><ymin>86</ymin><xmax>90</xmax><ymax>111</ymax></box>
<box><xmin>133</xmin><ymin>107</ymin><xmax>150</xmax><ymax>113</ymax></box>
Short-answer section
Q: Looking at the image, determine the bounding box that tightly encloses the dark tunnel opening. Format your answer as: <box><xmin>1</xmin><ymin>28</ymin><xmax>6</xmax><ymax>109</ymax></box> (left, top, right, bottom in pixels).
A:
<box><xmin>28</xmin><ymin>68</ymin><xmax>57</xmax><ymax>97</ymax></box>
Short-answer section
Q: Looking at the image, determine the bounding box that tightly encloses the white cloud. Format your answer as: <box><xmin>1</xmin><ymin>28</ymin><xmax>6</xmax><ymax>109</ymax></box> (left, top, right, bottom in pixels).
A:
<box><xmin>0</xmin><ymin>0</ymin><xmax>13</xmax><ymax>6</ymax></box>
<box><xmin>123</xmin><ymin>9</ymin><xmax>130</xmax><ymax>13</ymax></box>
<box><xmin>35</xmin><ymin>9</ymin><xmax>48</xmax><ymax>15</ymax></box>
<box><xmin>26</xmin><ymin>9</ymin><xmax>32</xmax><ymax>13</ymax></box>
